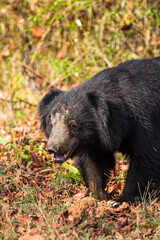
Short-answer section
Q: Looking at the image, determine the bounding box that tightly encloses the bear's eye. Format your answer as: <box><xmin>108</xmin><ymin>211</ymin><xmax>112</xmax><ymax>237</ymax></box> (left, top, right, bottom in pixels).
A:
<box><xmin>68</xmin><ymin>120</ymin><xmax>78</xmax><ymax>131</ymax></box>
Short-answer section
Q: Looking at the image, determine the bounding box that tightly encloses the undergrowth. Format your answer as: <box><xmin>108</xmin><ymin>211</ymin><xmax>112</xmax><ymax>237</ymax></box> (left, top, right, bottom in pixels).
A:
<box><xmin>0</xmin><ymin>0</ymin><xmax>160</xmax><ymax>239</ymax></box>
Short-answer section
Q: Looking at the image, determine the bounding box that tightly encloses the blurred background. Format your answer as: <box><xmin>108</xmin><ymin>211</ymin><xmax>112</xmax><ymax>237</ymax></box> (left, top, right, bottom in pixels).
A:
<box><xmin>0</xmin><ymin>2</ymin><xmax>160</xmax><ymax>239</ymax></box>
<box><xmin>0</xmin><ymin>0</ymin><xmax>160</xmax><ymax>132</ymax></box>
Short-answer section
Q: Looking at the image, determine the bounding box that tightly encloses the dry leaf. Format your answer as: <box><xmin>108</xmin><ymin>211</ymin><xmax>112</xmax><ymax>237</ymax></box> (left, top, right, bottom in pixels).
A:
<box><xmin>56</xmin><ymin>41</ymin><xmax>70</xmax><ymax>59</ymax></box>
<box><xmin>67</xmin><ymin>214</ymin><xmax>75</xmax><ymax>222</ymax></box>
<box><xmin>30</xmin><ymin>28</ymin><xmax>43</xmax><ymax>38</ymax></box>
<box><xmin>1</xmin><ymin>43</ymin><xmax>11</xmax><ymax>57</ymax></box>
<box><xmin>19</xmin><ymin>228</ymin><xmax>44</xmax><ymax>240</ymax></box>
<box><xmin>3</xmin><ymin>196</ymin><xmax>9</xmax><ymax>202</ymax></box>
<box><xmin>29</xmin><ymin>228</ymin><xmax>40</xmax><ymax>235</ymax></box>
<box><xmin>19</xmin><ymin>234</ymin><xmax>44</xmax><ymax>240</ymax></box>
<box><xmin>115</xmin><ymin>231</ymin><xmax>123</xmax><ymax>240</ymax></box>
<box><xmin>73</xmin><ymin>191</ymin><xmax>86</xmax><ymax>200</ymax></box>
<box><xmin>105</xmin><ymin>0</ymin><xmax>114</xmax><ymax>6</ymax></box>
<box><xmin>30</xmin><ymin>151</ymin><xmax>40</xmax><ymax>165</ymax></box>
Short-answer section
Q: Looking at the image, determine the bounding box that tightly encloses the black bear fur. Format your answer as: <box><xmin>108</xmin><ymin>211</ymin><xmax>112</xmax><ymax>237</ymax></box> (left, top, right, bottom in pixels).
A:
<box><xmin>39</xmin><ymin>57</ymin><xmax>160</xmax><ymax>203</ymax></box>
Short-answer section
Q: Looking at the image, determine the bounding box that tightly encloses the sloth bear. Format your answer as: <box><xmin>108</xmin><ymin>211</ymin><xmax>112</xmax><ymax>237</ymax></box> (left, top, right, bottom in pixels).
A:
<box><xmin>39</xmin><ymin>57</ymin><xmax>160</xmax><ymax>203</ymax></box>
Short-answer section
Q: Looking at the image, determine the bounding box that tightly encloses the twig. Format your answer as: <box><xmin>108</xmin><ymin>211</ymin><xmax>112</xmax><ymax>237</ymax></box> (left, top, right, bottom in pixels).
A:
<box><xmin>95</xmin><ymin>49</ymin><xmax>113</xmax><ymax>68</ymax></box>
<box><xmin>87</xmin><ymin>44</ymin><xmax>113</xmax><ymax>68</ymax></box>
<box><xmin>21</xmin><ymin>170</ymin><xmax>36</xmax><ymax>176</ymax></box>
<box><xmin>21</xmin><ymin>63</ymin><xmax>44</xmax><ymax>80</ymax></box>
<box><xmin>121</xmin><ymin>0</ymin><xmax>127</xmax><ymax>13</ymax></box>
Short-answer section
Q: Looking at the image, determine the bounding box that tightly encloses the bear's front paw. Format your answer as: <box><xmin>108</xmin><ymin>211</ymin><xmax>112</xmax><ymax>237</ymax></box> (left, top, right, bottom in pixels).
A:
<box><xmin>107</xmin><ymin>200</ymin><xmax>121</xmax><ymax>207</ymax></box>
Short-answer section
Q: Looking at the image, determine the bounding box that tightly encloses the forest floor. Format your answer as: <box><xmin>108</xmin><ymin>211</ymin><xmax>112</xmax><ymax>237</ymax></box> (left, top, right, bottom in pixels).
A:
<box><xmin>0</xmin><ymin>98</ymin><xmax>160</xmax><ymax>240</ymax></box>
<box><xmin>0</xmin><ymin>0</ymin><xmax>160</xmax><ymax>239</ymax></box>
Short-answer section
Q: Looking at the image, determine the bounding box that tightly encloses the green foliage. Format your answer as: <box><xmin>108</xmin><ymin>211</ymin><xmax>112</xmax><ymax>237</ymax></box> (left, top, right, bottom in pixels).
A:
<box><xmin>118</xmin><ymin>173</ymin><xmax>125</xmax><ymax>182</ymax></box>
<box><xmin>0</xmin><ymin>1</ymin><xmax>160</xmax><ymax>239</ymax></box>
<box><xmin>0</xmin><ymin>137</ymin><xmax>8</xmax><ymax>145</ymax></box>
<box><xmin>56</xmin><ymin>163</ymin><xmax>81</xmax><ymax>182</ymax></box>
<box><xmin>145</xmin><ymin>217</ymin><xmax>159</xmax><ymax>229</ymax></box>
<box><xmin>49</xmin><ymin>58</ymin><xmax>83</xmax><ymax>83</ymax></box>
<box><xmin>60</xmin><ymin>163</ymin><xmax>79</xmax><ymax>174</ymax></box>
<box><xmin>41</xmin><ymin>163</ymin><xmax>81</xmax><ymax>183</ymax></box>
<box><xmin>0</xmin><ymin>0</ymin><xmax>159</xmax><ymax>97</ymax></box>
<box><xmin>141</xmin><ymin>9</ymin><xmax>160</xmax><ymax>26</ymax></box>
<box><xmin>41</xmin><ymin>168</ymin><xmax>55</xmax><ymax>173</ymax></box>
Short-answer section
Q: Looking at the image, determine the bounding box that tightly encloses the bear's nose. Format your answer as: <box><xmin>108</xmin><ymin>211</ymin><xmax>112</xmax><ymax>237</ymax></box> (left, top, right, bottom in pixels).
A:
<box><xmin>47</xmin><ymin>145</ymin><xmax>58</xmax><ymax>155</ymax></box>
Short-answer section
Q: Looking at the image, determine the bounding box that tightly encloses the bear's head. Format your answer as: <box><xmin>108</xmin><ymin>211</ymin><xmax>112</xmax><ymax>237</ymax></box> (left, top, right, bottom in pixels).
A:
<box><xmin>39</xmin><ymin>88</ymin><xmax>101</xmax><ymax>163</ymax></box>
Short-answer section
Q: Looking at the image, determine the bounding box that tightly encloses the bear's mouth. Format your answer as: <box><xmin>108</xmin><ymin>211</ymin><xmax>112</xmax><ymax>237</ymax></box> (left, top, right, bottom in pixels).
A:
<box><xmin>52</xmin><ymin>144</ymin><xmax>78</xmax><ymax>163</ymax></box>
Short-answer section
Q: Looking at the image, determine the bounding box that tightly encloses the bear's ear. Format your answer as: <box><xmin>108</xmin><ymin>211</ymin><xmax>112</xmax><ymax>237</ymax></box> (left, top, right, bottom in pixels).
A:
<box><xmin>87</xmin><ymin>91</ymin><xmax>99</xmax><ymax>109</ymax></box>
<box><xmin>39</xmin><ymin>88</ymin><xmax>61</xmax><ymax>117</ymax></box>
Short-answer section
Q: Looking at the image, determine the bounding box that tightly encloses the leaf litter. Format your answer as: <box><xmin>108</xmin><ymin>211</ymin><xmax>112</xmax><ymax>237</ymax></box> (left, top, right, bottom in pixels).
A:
<box><xmin>0</xmin><ymin>98</ymin><xmax>160</xmax><ymax>240</ymax></box>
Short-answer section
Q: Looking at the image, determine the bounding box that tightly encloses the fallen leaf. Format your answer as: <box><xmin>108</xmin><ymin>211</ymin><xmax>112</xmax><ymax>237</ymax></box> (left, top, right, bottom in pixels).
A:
<box><xmin>121</xmin><ymin>224</ymin><xmax>132</xmax><ymax>234</ymax></box>
<box><xmin>82</xmin><ymin>221</ymin><xmax>98</xmax><ymax>228</ymax></box>
<box><xmin>56</xmin><ymin>41</ymin><xmax>70</xmax><ymax>59</ymax></box>
<box><xmin>67</xmin><ymin>214</ymin><xmax>75</xmax><ymax>222</ymax></box>
<box><xmin>19</xmin><ymin>228</ymin><xmax>44</xmax><ymax>240</ymax></box>
<box><xmin>29</xmin><ymin>228</ymin><xmax>40</xmax><ymax>235</ymax></box>
<box><xmin>73</xmin><ymin>191</ymin><xmax>86</xmax><ymax>200</ymax></box>
<box><xmin>30</xmin><ymin>151</ymin><xmax>40</xmax><ymax>166</ymax></box>
<box><xmin>115</xmin><ymin>231</ymin><xmax>123</xmax><ymax>240</ymax></box>
<box><xmin>63</xmin><ymin>197</ymin><xmax>74</xmax><ymax>203</ymax></box>
<box><xmin>105</xmin><ymin>0</ymin><xmax>114</xmax><ymax>6</ymax></box>
<box><xmin>1</xmin><ymin>43</ymin><xmax>11</xmax><ymax>57</ymax></box>
<box><xmin>19</xmin><ymin>234</ymin><xmax>44</xmax><ymax>240</ymax></box>
<box><xmin>30</xmin><ymin>28</ymin><xmax>43</xmax><ymax>38</ymax></box>
<box><xmin>3</xmin><ymin>196</ymin><xmax>9</xmax><ymax>202</ymax></box>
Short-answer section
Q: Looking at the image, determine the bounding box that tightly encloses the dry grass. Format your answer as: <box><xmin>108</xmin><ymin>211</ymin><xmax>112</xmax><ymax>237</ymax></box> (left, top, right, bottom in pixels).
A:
<box><xmin>0</xmin><ymin>0</ymin><xmax>160</xmax><ymax>239</ymax></box>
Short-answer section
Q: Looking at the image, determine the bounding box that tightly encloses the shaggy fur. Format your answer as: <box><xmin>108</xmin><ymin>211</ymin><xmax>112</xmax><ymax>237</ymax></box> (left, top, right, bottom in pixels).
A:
<box><xmin>39</xmin><ymin>57</ymin><xmax>160</xmax><ymax>202</ymax></box>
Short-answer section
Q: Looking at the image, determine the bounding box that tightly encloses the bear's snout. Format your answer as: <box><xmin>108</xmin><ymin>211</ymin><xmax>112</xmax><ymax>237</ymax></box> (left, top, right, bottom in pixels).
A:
<box><xmin>47</xmin><ymin>144</ymin><xmax>58</xmax><ymax>155</ymax></box>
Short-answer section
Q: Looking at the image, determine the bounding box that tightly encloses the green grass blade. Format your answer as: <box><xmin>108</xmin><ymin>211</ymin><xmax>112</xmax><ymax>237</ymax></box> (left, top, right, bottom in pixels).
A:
<box><xmin>0</xmin><ymin>137</ymin><xmax>9</xmax><ymax>146</ymax></box>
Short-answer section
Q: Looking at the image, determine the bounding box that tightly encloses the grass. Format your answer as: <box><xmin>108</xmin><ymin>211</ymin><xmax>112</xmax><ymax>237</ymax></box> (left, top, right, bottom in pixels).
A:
<box><xmin>0</xmin><ymin>124</ymin><xmax>159</xmax><ymax>239</ymax></box>
<box><xmin>0</xmin><ymin>0</ymin><xmax>160</xmax><ymax>239</ymax></box>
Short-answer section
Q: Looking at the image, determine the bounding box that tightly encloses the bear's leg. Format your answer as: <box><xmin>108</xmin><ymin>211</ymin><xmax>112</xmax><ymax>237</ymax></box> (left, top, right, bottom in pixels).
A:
<box><xmin>119</xmin><ymin>156</ymin><xmax>154</xmax><ymax>203</ymax></box>
<box><xmin>76</xmin><ymin>148</ymin><xmax>115</xmax><ymax>201</ymax></box>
